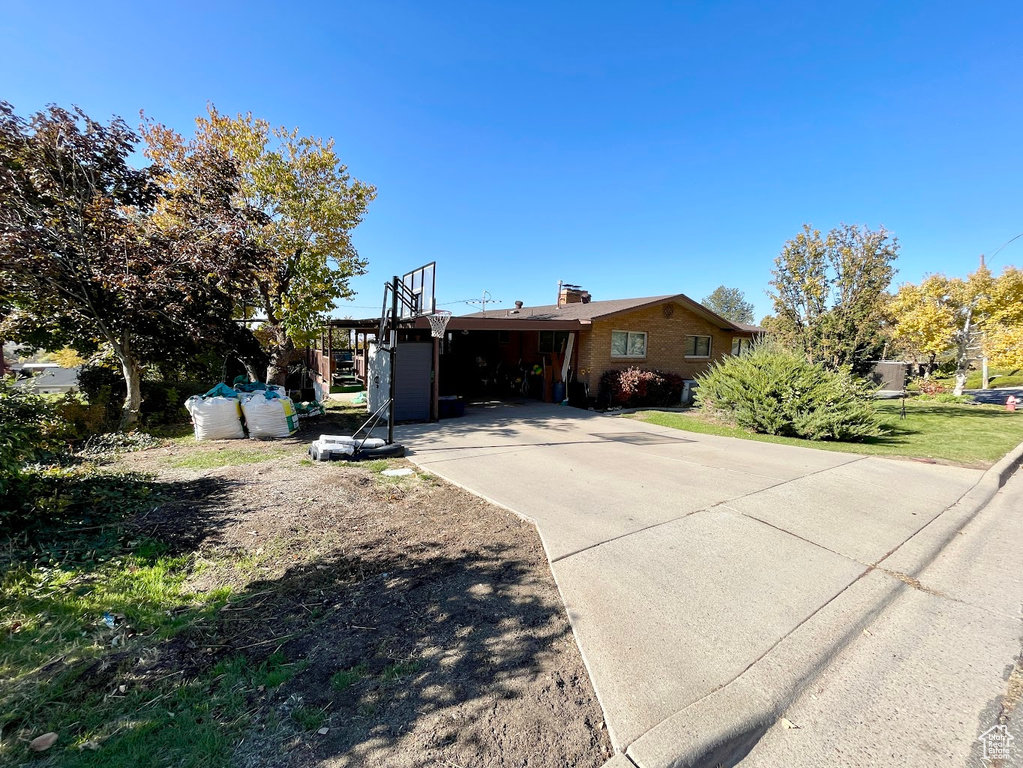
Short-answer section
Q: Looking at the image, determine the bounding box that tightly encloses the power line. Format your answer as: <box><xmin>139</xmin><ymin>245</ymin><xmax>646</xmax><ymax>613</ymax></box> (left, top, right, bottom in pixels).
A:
<box><xmin>985</xmin><ymin>232</ymin><xmax>1023</xmax><ymax>269</ymax></box>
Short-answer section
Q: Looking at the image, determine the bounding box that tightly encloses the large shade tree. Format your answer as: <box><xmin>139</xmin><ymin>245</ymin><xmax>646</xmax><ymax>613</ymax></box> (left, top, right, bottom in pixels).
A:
<box><xmin>766</xmin><ymin>223</ymin><xmax>898</xmax><ymax>373</ymax></box>
<box><xmin>143</xmin><ymin>106</ymin><xmax>376</xmax><ymax>385</ymax></box>
<box><xmin>0</xmin><ymin>103</ymin><xmax>261</xmax><ymax>427</ymax></box>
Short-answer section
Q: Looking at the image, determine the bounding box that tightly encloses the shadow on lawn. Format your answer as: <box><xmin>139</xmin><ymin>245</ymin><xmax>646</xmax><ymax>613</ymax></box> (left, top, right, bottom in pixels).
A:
<box><xmin>223</xmin><ymin>540</ymin><xmax>582</xmax><ymax>767</ymax></box>
<box><xmin>2</xmin><ymin>460</ymin><xmax>598</xmax><ymax>767</ymax></box>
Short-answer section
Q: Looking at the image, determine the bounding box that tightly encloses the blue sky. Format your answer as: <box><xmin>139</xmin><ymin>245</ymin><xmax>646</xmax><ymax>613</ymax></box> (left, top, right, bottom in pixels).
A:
<box><xmin>3</xmin><ymin>1</ymin><xmax>1021</xmax><ymax>321</ymax></box>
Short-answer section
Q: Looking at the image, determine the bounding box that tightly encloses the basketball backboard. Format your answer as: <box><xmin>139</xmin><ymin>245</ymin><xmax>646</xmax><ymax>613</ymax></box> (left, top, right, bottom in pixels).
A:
<box><xmin>399</xmin><ymin>261</ymin><xmax>436</xmax><ymax>318</ymax></box>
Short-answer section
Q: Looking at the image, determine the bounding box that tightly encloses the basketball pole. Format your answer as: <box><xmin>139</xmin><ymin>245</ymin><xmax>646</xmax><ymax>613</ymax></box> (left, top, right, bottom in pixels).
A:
<box><xmin>388</xmin><ymin>275</ymin><xmax>399</xmax><ymax>445</ymax></box>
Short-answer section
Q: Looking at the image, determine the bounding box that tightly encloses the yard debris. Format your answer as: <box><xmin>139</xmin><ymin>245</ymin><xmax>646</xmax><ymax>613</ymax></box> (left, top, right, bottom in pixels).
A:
<box><xmin>780</xmin><ymin>717</ymin><xmax>800</xmax><ymax>730</ymax></box>
<box><xmin>317</xmin><ymin>727</ymin><xmax>329</xmax><ymax>735</ymax></box>
<box><xmin>382</xmin><ymin>468</ymin><xmax>413</xmax><ymax>477</ymax></box>
<box><xmin>29</xmin><ymin>732</ymin><xmax>58</xmax><ymax>751</ymax></box>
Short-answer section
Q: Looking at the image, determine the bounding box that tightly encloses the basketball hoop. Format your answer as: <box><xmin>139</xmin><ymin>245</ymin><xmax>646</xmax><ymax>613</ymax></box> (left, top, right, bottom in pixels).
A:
<box><xmin>427</xmin><ymin>310</ymin><xmax>452</xmax><ymax>338</ymax></box>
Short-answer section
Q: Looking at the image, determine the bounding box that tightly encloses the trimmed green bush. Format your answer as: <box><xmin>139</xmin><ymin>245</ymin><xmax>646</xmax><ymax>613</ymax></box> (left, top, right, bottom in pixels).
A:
<box><xmin>696</xmin><ymin>342</ymin><xmax>884</xmax><ymax>441</ymax></box>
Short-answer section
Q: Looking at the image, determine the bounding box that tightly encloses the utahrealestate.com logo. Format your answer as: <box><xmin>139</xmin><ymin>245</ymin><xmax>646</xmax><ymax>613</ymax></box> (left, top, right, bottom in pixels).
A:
<box><xmin>978</xmin><ymin>724</ymin><xmax>1014</xmax><ymax>762</ymax></box>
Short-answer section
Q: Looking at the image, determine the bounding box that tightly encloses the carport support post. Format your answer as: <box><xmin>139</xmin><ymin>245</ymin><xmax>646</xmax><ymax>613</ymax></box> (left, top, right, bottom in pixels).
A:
<box><xmin>388</xmin><ymin>276</ymin><xmax>399</xmax><ymax>445</ymax></box>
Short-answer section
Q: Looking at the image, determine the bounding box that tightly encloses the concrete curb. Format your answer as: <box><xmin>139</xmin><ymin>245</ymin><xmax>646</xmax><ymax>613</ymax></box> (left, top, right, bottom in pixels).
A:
<box><xmin>600</xmin><ymin>439</ymin><xmax>1023</xmax><ymax>768</ymax></box>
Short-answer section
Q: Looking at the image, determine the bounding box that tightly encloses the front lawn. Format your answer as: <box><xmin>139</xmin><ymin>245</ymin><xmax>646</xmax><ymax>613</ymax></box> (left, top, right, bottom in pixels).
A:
<box><xmin>632</xmin><ymin>401</ymin><xmax>1023</xmax><ymax>467</ymax></box>
<box><xmin>1</xmin><ymin>405</ymin><xmax>610</xmax><ymax>767</ymax></box>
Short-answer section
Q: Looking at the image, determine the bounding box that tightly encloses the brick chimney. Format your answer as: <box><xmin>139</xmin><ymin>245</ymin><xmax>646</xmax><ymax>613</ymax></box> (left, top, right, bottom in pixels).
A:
<box><xmin>558</xmin><ymin>283</ymin><xmax>591</xmax><ymax>306</ymax></box>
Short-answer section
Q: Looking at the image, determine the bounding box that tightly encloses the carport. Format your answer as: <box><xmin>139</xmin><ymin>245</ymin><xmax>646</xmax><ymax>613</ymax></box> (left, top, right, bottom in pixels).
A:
<box><xmin>324</xmin><ymin>315</ymin><xmax>583</xmax><ymax>421</ymax></box>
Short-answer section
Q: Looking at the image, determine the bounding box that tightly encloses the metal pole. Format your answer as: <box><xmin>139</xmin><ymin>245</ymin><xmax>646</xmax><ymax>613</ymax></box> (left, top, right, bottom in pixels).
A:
<box><xmin>431</xmin><ymin>335</ymin><xmax>440</xmax><ymax>421</ymax></box>
<box><xmin>388</xmin><ymin>276</ymin><xmax>399</xmax><ymax>445</ymax></box>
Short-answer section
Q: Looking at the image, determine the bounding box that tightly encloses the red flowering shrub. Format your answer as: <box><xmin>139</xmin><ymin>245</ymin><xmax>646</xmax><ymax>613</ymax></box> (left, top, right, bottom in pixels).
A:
<box><xmin>916</xmin><ymin>379</ymin><xmax>948</xmax><ymax>395</ymax></box>
<box><xmin>599</xmin><ymin>367</ymin><xmax>686</xmax><ymax>407</ymax></box>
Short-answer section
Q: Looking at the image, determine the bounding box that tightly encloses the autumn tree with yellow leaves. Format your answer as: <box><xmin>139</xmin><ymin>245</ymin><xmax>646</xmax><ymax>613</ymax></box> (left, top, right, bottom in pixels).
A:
<box><xmin>143</xmin><ymin>106</ymin><xmax>376</xmax><ymax>385</ymax></box>
<box><xmin>890</xmin><ymin>265</ymin><xmax>1023</xmax><ymax>395</ymax></box>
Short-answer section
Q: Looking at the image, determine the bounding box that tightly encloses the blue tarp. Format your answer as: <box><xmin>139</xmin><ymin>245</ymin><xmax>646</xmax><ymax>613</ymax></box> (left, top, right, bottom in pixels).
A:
<box><xmin>202</xmin><ymin>383</ymin><xmax>239</xmax><ymax>399</ymax></box>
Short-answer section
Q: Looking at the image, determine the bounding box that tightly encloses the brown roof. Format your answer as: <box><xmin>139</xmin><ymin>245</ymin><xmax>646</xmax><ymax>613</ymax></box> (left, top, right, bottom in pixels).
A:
<box><xmin>730</xmin><ymin>321</ymin><xmax>764</xmax><ymax>333</ymax></box>
<box><xmin>462</xmin><ymin>293</ymin><xmax>759</xmax><ymax>332</ymax></box>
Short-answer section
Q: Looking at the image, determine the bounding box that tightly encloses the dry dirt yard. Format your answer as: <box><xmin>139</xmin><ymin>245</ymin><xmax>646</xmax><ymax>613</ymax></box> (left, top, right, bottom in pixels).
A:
<box><xmin>112</xmin><ymin>406</ymin><xmax>612</xmax><ymax>768</ymax></box>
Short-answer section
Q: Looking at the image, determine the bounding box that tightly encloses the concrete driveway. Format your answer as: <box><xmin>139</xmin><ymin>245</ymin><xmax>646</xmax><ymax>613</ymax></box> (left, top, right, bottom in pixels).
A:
<box><xmin>397</xmin><ymin>403</ymin><xmax>985</xmax><ymax>765</ymax></box>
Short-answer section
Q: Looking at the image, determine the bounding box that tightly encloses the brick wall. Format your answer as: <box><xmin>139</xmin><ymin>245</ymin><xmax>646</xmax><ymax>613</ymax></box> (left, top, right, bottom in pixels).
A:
<box><xmin>576</xmin><ymin>302</ymin><xmax>742</xmax><ymax>389</ymax></box>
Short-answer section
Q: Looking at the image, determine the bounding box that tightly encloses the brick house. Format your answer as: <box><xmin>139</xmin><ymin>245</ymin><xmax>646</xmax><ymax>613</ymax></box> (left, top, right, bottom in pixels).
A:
<box><xmin>479</xmin><ymin>286</ymin><xmax>761</xmax><ymax>393</ymax></box>
<box><xmin>324</xmin><ymin>285</ymin><xmax>761</xmax><ymax>420</ymax></box>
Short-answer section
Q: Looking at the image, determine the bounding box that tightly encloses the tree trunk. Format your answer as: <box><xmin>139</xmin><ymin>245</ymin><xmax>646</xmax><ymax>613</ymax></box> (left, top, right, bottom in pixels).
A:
<box><xmin>266</xmin><ymin>332</ymin><xmax>296</xmax><ymax>386</ymax></box>
<box><xmin>115</xmin><ymin>347</ymin><xmax>143</xmax><ymax>430</ymax></box>
<box><xmin>953</xmin><ymin>311</ymin><xmax>973</xmax><ymax>397</ymax></box>
<box><xmin>239</xmin><ymin>357</ymin><xmax>262</xmax><ymax>383</ymax></box>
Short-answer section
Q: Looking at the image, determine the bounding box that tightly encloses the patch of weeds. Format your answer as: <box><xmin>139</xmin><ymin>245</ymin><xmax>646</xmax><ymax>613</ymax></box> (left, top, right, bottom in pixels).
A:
<box><xmin>299</xmin><ymin>458</ymin><xmax>313</xmax><ymax>466</ymax></box>
<box><xmin>381</xmin><ymin>658</ymin><xmax>423</xmax><ymax>682</ymax></box>
<box><xmin>253</xmin><ymin>651</ymin><xmax>304</xmax><ymax>689</ymax></box>
<box><xmin>330</xmin><ymin>663</ymin><xmax>369</xmax><ymax>691</ymax></box>
<box><xmin>1</xmin><ymin>465</ymin><xmax>160</xmax><ymax>568</ymax></box>
<box><xmin>360</xmin><ymin>458</ymin><xmax>393</xmax><ymax>473</ymax></box>
<box><xmin>166</xmin><ymin>448</ymin><xmax>290</xmax><ymax>470</ymax></box>
<box><xmin>291</xmin><ymin>704</ymin><xmax>327</xmax><ymax>731</ymax></box>
<box><xmin>78</xmin><ymin>431</ymin><xmax>164</xmax><ymax>457</ymax></box>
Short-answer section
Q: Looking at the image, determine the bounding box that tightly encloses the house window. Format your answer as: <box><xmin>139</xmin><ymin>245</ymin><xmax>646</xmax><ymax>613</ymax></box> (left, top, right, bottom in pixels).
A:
<box><xmin>611</xmin><ymin>330</ymin><xmax>647</xmax><ymax>358</ymax></box>
<box><xmin>684</xmin><ymin>335</ymin><xmax>712</xmax><ymax>358</ymax></box>
<box><xmin>539</xmin><ymin>330</ymin><xmax>570</xmax><ymax>354</ymax></box>
<box><xmin>731</xmin><ymin>337</ymin><xmax>752</xmax><ymax>356</ymax></box>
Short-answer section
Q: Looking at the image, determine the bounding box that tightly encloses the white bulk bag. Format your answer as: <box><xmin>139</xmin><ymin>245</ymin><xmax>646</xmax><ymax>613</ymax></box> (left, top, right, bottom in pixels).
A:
<box><xmin>185</xmin><ymin>396</ymin><xmax>245</xmax><ymax>441</ymax></box>
<box><xmin>240</xmin><ymin>393</ymin><xmax>299</xmax><ymax>439</ymax></box>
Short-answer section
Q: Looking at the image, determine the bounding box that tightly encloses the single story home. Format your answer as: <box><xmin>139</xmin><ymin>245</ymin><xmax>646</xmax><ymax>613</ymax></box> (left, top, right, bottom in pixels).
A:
<box><xmin>320</xmin><ymin>285</ymin><xmax>761</xmax><ymax>421</ymax></box>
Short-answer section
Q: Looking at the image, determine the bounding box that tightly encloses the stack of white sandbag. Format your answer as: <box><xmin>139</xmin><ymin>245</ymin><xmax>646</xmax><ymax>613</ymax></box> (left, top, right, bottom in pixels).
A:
<box><xmin>185</xmin><ymin>395</ymin><xmax>245</xmax><ymax>441</ymax></box>
<box><xmin>239</xmin><ymin>391</ymin><xmax>299</xmax><ymax>439</ymax></box>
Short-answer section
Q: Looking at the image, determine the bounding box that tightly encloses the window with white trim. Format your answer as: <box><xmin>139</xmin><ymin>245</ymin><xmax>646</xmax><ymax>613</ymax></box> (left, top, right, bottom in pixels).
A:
<box><xmin>731</xmin><ymin>337</ymin><xmax>752</xmax><ymax>356</ymax></box>
<box><xmin>611</xmin><ymin>330</ymin><xmax>647</xmax><ymax>358</ymax></box>
<box><xmin>684</xmin><ymin>335</ymin><xmax>712</xmax><ymax>357</ymax></box>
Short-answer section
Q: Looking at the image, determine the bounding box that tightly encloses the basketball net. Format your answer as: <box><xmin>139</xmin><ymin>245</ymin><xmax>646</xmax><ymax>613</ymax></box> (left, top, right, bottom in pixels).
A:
<box><xmin>427</xmin><ymin>310</ymin><xmax>452</xmax><ymax>338</ymax></box>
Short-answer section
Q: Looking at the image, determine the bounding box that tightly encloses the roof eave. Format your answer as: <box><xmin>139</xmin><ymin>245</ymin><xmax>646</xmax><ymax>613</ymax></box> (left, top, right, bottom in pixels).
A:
<box><xmin>589</xmin><ymin>293</ymin><xmax>747</xmax><ymax>331</ymax></box>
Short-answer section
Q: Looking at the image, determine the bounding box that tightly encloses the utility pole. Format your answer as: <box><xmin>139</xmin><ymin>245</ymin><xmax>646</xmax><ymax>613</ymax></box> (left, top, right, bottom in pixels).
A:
<box><xmin>980</xmin><ymin>254</ymin><xmax>990</xmax><ymax>390</ymax></box>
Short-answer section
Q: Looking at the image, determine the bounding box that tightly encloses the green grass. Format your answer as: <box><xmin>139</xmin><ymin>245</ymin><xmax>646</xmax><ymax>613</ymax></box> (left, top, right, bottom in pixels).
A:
<box><xmin>329</xmin><ymin>384</ymin><xmax>365</xmax><ymax>394</ymax></box>
<box><xmin>0</xmin><ymin>538</ymin><xmax>253</xmax><ymax>767</ymax></box>
<box><xmin>330</xmin><ymin>663</ymin><xmax>369</xmax><ymax>691</ymax></box>
<box><xmin>0</xmin><ymin>463</ymin><xmax>295</xmax><ymax>767</ymax></box>
<box><xmin>290</xmin><ymin>705</ymin><xmax>327</xmax><ymax>731</ymax></box>
<box><xmin>166</xmin><ymin>447</ymin><xmax>291</xmax><ymax>469</ymax></box>
<box><xmin>380</xmin><ymin>658</ymin><xmax>423</xmax><ymax>682</ymax></box>
<box><xmin>633</xmin><ymin>401</ymin><xmax>1023</xmax><ymax>467</ymax></box>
